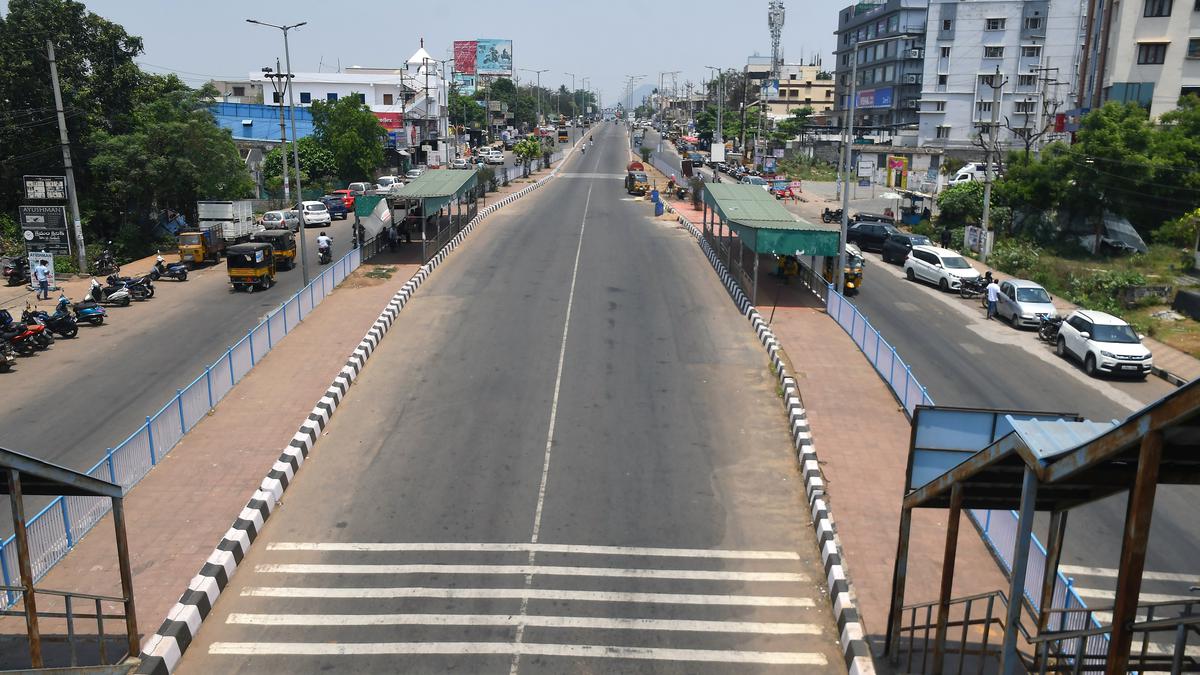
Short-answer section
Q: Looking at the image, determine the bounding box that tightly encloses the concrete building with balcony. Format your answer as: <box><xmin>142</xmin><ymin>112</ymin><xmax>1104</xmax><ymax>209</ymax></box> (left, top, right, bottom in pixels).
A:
<box><xmin>917</xmin><ymin>0</ymin><xmax>1086</xmax><ymax>150</ymax></box>
<box><xmin>1078</xmin><ymin>0</ymin><xmax>1200</xmax><ymax>119</ymax></box>
<box><xmin>832</xmin><ymin>0</ymin><xmax>930</xmax><ymax>136</ymax></box>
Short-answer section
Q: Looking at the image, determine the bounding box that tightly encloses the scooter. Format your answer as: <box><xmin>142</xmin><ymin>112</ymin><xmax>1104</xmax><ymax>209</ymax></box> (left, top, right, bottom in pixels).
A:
<box><xmin>107</xmin><ymin>273</ymin><xmax>154</xmax><ymax>300</ymax></box>
<box><xmin>2</xmin><ymin>257</ymin><xmax>29</xmax><ymax>286</ymax></box>
<box><xmin>0</xmin><ymin>308</ymin><xmax>51</xmax><ymax>351</ymax></box>
<box><xmin>318</xmin><ymin>244</ymin><xmax>332</xmax><ymax>265</ymax></box>
<box><xmin>151</xmin><ymin>256</ymin><xmax>188</xmax><ymax>281</ymax></box>
<box><xmin>821</xmin><ymin>208</ymin><xmax>843</xmax><ymax>224</ymax></box>
<box><xmin>62</xmin><ymin>295</ymin><xmax>106</xmax><ymax>326</ymax></box>
<box><xmin>23</xmin><ymin>302</ymin><xmax>78</xmax><ymax>339</ymax></box>
<box><xmin>86</xmin><ymin>277</ymin><xmax>131</xmax><ymax>307</ymax></box>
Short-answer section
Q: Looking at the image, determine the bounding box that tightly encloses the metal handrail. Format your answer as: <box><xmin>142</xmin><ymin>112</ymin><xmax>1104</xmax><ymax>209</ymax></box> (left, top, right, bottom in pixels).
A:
<box><xmin>1032</xmin><ymin>611</ymin><xmax>1200</xmax><ymax>644</ymax></box>
<box><xmin>0</xmin><ymin>584</ymin><xmax>126</xmax><ymax>603</ymax></box>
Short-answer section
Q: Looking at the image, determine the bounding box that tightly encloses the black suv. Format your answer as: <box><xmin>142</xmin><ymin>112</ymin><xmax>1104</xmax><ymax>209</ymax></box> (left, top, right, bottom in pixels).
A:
<box><xmin>846</xmin><ymin>221</ymin><xmax>901</xmax><ymax>252</ymax></box>
<box><xmin>880</xmin><ymin>233</ymin><xmax>932</xmax><ymax>264</ymax></box>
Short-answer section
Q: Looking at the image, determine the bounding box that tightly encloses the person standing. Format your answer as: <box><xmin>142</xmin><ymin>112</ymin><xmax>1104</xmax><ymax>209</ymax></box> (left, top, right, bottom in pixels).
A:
<box><xmin>985</xmin><ymin>275</ymin><xmax>1001</xmax><ymax>320</ymax></box>
<box><xmin>940</xmin><ymin>225</ymin><xmax>952</xmax><ymax>249</ymax></box>
<box><xmin>32</xmin><ymin>258</ymin><xmax>51</xmax><ymax>301</ymax></box>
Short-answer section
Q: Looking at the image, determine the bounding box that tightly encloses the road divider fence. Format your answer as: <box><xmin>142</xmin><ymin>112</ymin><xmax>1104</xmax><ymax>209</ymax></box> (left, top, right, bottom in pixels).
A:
<box><xmin>1</xmin><ymin>245</ymin><xmax>366</xmax><ymax>609</ymax></box>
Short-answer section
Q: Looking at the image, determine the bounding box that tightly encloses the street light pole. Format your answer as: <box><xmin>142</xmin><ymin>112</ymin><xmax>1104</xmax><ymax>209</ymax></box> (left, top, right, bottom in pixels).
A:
<box><xmin>263</xmin><ymin>63</ymin><xmax>291</xmax><ymax>208</ymax></box>
<box><xmin>247</xmin><ymin>18</ymin><xmax>311</xmax><ymax>286</ymax></box>
<box><xmin>520</xmin><ymin>68</ymin><xmax>548</xmax><ymax>124</ymax></box>
<box><xmin>564</xmin><ymin>73</ymin><xmax>575</xmax><ymax>120</ymax></box>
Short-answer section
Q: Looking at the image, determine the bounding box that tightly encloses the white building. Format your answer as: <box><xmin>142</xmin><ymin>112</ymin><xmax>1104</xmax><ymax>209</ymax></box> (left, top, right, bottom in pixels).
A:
<box><xmin>246</xmin><ymin>70</ymin><xmax>415</xmax><ymax>115</ymax></box>
<box><xmin>1078</xmin><ymin>0</ymin><xmax>1200</xmax><ymax>119</ymax></box>
<box><xmin>917</xmin><ymin>0</ymin><xmax>1086</xmax><ymax>150</ymax></box>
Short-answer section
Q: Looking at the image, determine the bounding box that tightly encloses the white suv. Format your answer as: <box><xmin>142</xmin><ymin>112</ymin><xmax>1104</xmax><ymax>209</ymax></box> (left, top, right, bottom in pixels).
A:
<box><xmin>1056</xmin><ymin>310</ymin><xmax>1152</xmax><ymax>379</ymax></box>
<box><xmin>903</xmin><ymin>245</ymin><xmax>981</xmax><ymax>292</ymax></box>
<box><xmin>300</xmin><ymin>200</ymin><xmax>331</xmax><ymax>228</ymax></box>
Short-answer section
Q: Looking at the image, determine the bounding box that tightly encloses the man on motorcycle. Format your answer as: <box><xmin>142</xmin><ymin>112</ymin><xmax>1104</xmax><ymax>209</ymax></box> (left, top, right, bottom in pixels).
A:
<box><xmin>317</xmin><ymin>231</ymin><xmax>332</xmax><ymax>263</ymax></box>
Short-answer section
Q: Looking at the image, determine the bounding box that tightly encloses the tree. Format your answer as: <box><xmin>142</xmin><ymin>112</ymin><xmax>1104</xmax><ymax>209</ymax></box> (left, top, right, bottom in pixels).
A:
<box><xmin>309</xmin><ymin>94</ymin><xmax>384</xmax><ymax>181</ymax></box>
<box><xmin>449</xmin><ymin>87</ymin><xmax>484</xmax><ymax>128</ymax></box>
<box><xmin>937</xmin><ymin>182</ymin><xmax>986</xmax><ymax>225</ymax></box>
<box><xmin>261</xmin><ymin>136</ymin><xmax>336</xmax><ymax>188</ymax></box>
<box><xmin>89</xmin><ymin>78</ymin><xmax>252</xmax><ymax>234</ymax></box>
<box><xmin>513</xmin><ymin>137</ymin><xmax>542</xmax><ymax>176</ymax></box>
<box><xmin>774</xmin><ymin>107</ymin><xmax>814</xmax><ymax>141</ymax></box>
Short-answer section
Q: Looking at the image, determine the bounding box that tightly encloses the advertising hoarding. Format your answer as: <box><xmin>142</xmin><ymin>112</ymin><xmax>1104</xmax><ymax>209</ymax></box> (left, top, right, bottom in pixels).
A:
<box><xmin>476</xmin><ymin>39</ymin><xmax>513</xmax><ymax>76</ymax></box>
<box><xmin>23</xmin><ymin>175</ymin><xmax>66</xmax><ymax>200</ymax></box>
<box><xmin>453</xmin><ymin>73</ymin><xmax>477</xmax><ymax>96</ymax></box>
<box><xmin>19</xmin><ymin>204</ymin><xmax>71</xmax><ymax>255</ymax></box>
<box><xmin>855</xmin><ymin>87</ymin><xmax>894</xmax><ymax>109</ymax></box>
<box><xmin>453</xmin><ymin>41</ymin><xmax>477</xmax><ymax>74</ymax></box>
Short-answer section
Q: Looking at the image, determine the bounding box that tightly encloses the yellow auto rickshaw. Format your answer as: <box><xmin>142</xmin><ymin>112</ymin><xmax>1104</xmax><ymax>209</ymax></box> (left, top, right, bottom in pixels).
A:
<box><xmin>825</xmin><ymin>243</ymin><xmax>865</xmax><ymax>295</ymax></box>
<box><xmin>250</xmin><ymin>229</ymin><xmax>297</xmax><ymax>270</ymax></box>
<box><xmin>226</xmin><ymin>242</ymin><xmax>275</xmax><ymax>292</ymax></box>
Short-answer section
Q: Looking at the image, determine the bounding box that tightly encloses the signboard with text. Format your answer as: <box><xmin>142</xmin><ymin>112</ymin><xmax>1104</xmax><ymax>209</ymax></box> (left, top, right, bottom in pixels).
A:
<box><xmin>19</xmin><ymin>205</ymin><xmax>71</xmax><ymax>255</ymax></box>
<box><xmin>857</xmin><ymin>159</ymin><xmax>876</xmax><ymax>178</ymax></box>
<box><xmin>23</xmin><ymin>175</ymin><xmax>67</xmax><ymax>200</ymax></box>
<box><xmin>855</xmin><ymin>87</ymin><xmax>894</xmax><ymax>109</ymax></box>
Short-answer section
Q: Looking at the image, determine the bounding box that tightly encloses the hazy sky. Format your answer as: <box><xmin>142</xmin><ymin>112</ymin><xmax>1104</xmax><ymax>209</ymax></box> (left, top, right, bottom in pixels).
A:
<box><xmin>76</xmin><ymin>0</ymin><xmax>840</xmax><ymax>104</ymax></box>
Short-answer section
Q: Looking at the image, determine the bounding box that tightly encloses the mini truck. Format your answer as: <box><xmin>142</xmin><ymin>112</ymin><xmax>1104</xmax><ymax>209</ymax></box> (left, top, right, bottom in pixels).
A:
<box><xmin>178</xmin><ymin>200</ymin><xmax>261</xmax><ymax>266</ymax></box>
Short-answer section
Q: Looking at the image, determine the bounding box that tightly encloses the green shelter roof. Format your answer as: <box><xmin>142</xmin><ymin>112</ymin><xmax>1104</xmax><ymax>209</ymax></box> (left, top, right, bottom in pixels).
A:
<box><xmin>702</xmin><ymin>183</ymin><xmax>841</xmax><ymax>257</ymax></box>
<box><xmin>391</xmin><ymin>169</ymin><xmax>479</xmax><ymax>212</ymax></box>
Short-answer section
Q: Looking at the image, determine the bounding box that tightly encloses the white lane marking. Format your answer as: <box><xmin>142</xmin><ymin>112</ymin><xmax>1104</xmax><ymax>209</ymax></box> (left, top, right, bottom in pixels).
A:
<box><xmin>253</xmin><ymin>563</ymin><xmax>804</xmax><ymax>582</ymax></box>
<box><xmin>240</xmin><ymin>586</ymin><xmax>816</xmax><ymax>607</ymax></box>
<box><xmin>266</xmin><ymin>542</ymin><xmax>801</xmax><ymax>560</ymax></box>
<box><xmin>1071</xmin><ymin>588</ymin><xmax>1198</xmax><ymax>603</ymax></box>
<box><xmin>208</xmin><ymin>641</ymin><xmax>828</xmax><ymax>665</ymax></box>
<box><xmin>225</xmin><ymin>613</ymin><xmax>822</xmax><ymax>635</ymax></box>
<box><xmin>557</xmin><ymin>173</ymin><xmax>625</xmax><ymax>179</ymax></box>
<box><xmin>1059</xmin><ymin>565</ymin><xmax>1200</xmax><ymax>583</ymax></box>
<box><xmin>510</xmin><ymin>177</ymin><xmax>594</xmax><ymax>675</ymax></box>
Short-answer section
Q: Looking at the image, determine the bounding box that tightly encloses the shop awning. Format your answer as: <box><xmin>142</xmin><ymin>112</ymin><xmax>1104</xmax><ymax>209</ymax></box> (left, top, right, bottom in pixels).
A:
<box><xmin>702</xmin><ymin>183</ymin><xmax>840</xmax><ymax>257</ymax></box>
<box><xmin>390</xmin><ymin>169</ymin><xmax>478</xmax><ymax>213</ymax></box>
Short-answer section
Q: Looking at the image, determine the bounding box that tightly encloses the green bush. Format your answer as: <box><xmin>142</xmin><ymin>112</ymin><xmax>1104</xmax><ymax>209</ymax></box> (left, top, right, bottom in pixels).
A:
<box><xmin>1152</xmin><ymin>208</ymin><xmax>1200</xmax><ymax>247</ymax></box>
<box><xmin>1064</xmin><ymin>269</ymin><xmax>1146</xmax><ymax>315</ymax></box>
<box><xmin>990</xmin><ymin>239</ymin><xmax>1041</xmax><ymax>276</ymax></box>
<box><xmin>639</xmin><ymin>146</ymin><xmax>652</xmax><ymax>163</ymax></box>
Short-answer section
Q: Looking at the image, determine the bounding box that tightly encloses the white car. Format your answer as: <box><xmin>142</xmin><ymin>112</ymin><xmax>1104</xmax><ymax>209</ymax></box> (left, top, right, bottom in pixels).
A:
<box><xmin>484</xmin><ymin>149</ymin><xmax>505</xmax><ymax>165</ymax></box>
<box><xmin>376</xmin><ymin>175</ymin><xmax>403</xmax><ymax>191</ymax></box>
<box><xmin>740</xmin><ymin>176</ymin><xmax>770</xmax><ymax>191</ymax></box>
<box><xmin>1056</xmin><ymin>310</ymin><xmax>1153</xmax><ymax>379</ymax></box>
<box><xmin>300</xmin><ymin>200</ymin><xmax>331</xmax><ymax>228</ymax></box>
<box><xmin>450</xmin><ymin>157</ymin><xmax>470</xmax><ymax>169</ymax></box>
<box><xmin>406</xmin><ymin>168</ymin><xmax>425</xmax><ymax>180</ymax></box>
<box><xmin>903</xmin><ymin>245</ymin><xmax>981</xmax><ymax>292</ymax></box>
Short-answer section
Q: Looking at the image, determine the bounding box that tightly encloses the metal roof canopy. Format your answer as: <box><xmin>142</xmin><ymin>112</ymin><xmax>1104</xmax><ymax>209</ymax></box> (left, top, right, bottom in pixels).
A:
<box><xmin>0</xmin><ymin>446</ymin><xmax>121</xmax><ymax>498</ymax></box>
<box><xmin>391</xmin><ymin>169</ymin><xmax>479</xmax><ymax>213</ymax></box>
<box><xmin>701</xmin><ymin>183</ymin><xmax>840</xmax><ymax>257</ymax></box>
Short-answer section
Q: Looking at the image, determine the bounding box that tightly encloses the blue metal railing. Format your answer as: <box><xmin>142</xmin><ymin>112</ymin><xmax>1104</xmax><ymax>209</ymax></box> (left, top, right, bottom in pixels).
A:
<box><xmin>1</xmin><ymin>244</ymin><xmax>366</xmax><ymax>608</ymax></box>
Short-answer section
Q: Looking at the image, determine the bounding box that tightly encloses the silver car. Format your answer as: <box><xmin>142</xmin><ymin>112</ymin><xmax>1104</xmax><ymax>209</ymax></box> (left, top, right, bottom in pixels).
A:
<box><xmin>261</xmin><ymin>210</ymin><xmax>299</xmax><ymax>232</ymax></box>
<box><xmin>996</xmin><ymin>278</ymin><xmax>1058</xmax><ymax>328</ymax></box>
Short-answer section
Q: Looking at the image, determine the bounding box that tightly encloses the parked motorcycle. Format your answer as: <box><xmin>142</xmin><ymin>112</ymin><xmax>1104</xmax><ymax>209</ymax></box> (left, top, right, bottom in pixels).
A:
<box><xmin>86</xmin><ymin>277</ymin><xmax>131</xmax><ymax>307</ymax></box>
<box><xmin>958</xmin><ymin>276</ymin><xmax>989</xmax><ymax>299</ymax></box>
<box><xmin>93</xmin><ymin>244</ymin><xmax>119</xmax><ymax>276</ymax></box>
<box><xmin>107</xmin><ymin>273</ymin><xmax>154</xmax><ymax>300</ymax></box>
<box><xmin>151</xmin><ymin>256</ymin><xmax>188</xmax><ymax>281</ymax></box>
<box><xmin>22</xmin><ymin>302</ymin><xmax>78</xmax><ymax>339</ymax></box>
<box><xmin>0</xmin><ymin>308</ymin><xmax>51</xmax><ymax>351</ymax></box>
<box><xmin>2</xmin><ymin>256</ymin><xmax>29</xmax><ymax>286</ymax></box>
<box><xmin>821</xmin><ymin>208</ymin><xmax>843</xmax><ymax>224</ymax></box>
<box><xmin>0</xmin><ymin>342</ymin><xmax>14</xmax><ymax>372</ymax></box>
<box><xmin>62</xmin><ymin>295</ymin><xmax>106</xmax><ymax>326</ymax></box>
<box><xmin>1038</xmin><ymin>315</ymin><xmax>1064</xmax><ymax>343</ymax></box>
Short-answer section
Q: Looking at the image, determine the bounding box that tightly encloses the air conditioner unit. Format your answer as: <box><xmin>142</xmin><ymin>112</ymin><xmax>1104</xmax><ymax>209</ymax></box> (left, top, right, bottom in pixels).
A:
<box><xmin>903</xmin><ymin>74</ymin><xmax>921</xmax><ymax>84</ymax></box>
<box><xmin>241</xmin><ymin>119</ymin><xmax>253</xmax><ymax>126</ymax></box>
<box><xmin>908</xmin><ymin>49</ymin><xmax>923</xmax><ymax>59</ymax></box>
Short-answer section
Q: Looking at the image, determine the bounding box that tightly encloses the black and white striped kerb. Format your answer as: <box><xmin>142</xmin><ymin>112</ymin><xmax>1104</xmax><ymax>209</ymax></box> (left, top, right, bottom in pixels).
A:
<box><xmin>663</xmin><ymin>201</ymin><xmax>876</xmax><ymax>675</ymax></box>
<box><xmin>136</xmin><ymin>175</ymin><xmax>556</xmax><ymax>675</ymax></box>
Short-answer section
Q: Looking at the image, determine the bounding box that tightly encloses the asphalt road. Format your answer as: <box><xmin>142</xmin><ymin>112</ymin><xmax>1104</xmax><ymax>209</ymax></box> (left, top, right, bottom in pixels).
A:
<box><xmin>0</xmin><ymin>217</ymin><xmax>357</xmax><ymax>519</ymax></box>
<box><xmin>179</xmin><ymin>123</ymin><xmax>844</xmax><ymax>673</ymax></box>
<box><xmin>847</xmin><ymin>251</ymin><xmax>1198</xmax><ymax>615</ymax></box>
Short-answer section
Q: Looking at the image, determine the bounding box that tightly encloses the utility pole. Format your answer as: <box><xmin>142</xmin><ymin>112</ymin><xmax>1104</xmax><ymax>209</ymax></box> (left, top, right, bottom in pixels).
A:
<box><xmin>980</xmin><ymin>65</ymin><xmax>1006</xmax><ymax>264</ymax></box>
<box><xmin>46</xmin><ymin>40</ymin><xmax>87</xmax><ymax>273</ymax></box>
<box><xmin>264</xmin><ymin>61</ymin><xmax>291</xmax><ymax>207</ymax></box>
<box><xmin>520</xmin><ymin>68</ymin><xmax>548</xmax><ymax>124</ymax></box>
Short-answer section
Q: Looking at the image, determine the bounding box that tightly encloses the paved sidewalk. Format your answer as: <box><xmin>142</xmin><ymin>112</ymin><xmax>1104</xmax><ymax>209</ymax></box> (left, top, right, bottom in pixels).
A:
<box><xmin>0</xmin><ymin>172</ymin><xmax>554</xmax><ymax>666</ymax></box>
<box><xmin>643</xmin><ymin>177</ymin><xmax>1015</xmax><ymax>658</ymax></box>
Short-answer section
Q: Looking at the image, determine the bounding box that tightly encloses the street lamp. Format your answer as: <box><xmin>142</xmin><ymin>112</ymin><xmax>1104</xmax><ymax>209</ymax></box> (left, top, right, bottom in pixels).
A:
<box><xmin>564</xmin><ymin>72</ymin><xmax>576</xmax><ymax>120</ymax></box>
<box><xmin>835</xmin><ymin>34</ymin><xmax>918</xmax><ymax>294</ymax></box>
<box><xmin>262</xmin><ymin>63</ymin><xmax>291</xmax><ymax>209</ymax></box>
<box><xmin>704</xmin><ymin>66</ymin><xmax>725</xmax><ymax>144</ymax></box>
<box><xmin>247</xmin><ymin>18</ymin><xmax>311</xmax><ymax>286</ymax></box>
<box><xmin>520</xmin><ymin>68</ymin><xmax>548</xmax><ymax>125</ymax></box>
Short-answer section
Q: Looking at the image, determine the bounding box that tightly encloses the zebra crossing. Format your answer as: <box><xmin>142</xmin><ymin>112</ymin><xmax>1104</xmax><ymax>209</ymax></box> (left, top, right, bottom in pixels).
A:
<box><xmin>198</xmin><ymin>541</ymin><xmax>839</xmax><ymax>672</ymax></box>
<box><xmin>1059</xmin><ymin>564</ymin><xmax>1200</xmax><ymax>658</ymax></box>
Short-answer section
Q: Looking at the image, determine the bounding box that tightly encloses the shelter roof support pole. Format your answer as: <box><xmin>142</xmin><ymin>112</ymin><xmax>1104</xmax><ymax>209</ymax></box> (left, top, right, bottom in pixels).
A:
<box><xmin>112</xmin><ymin>496</ymin><xmax>139</xmax><ymax>660</ymax></box>
<box><xmin>7</xmin><ymin>470</ymin><xmax>42</xmax><ymax>668</ymax></box>
<box><xmin>1105</xmin><ymin>430</ymin><xmax>1163</xmax><ymax>674</ymax></box>
<box><xmin>932</xmin><ymin>483</ymin><xmax>964</xmax><ymax>675</ymax></box>
<box><xmin>752</xmin><ymin>250</ymin><xmax>759</xmax><ymax>306</ymax></box>
<box><xmin>1000</xmin><ymin>466</ymin><xmax>1039</xmax><ymax>675</ymax></box>
<box><xmin>1037</xmin><ymin>510</ymin><xmax>1068</xmax><ymax>634</ymax></box>
<box><xmin>885</xmin><ymin>505</ymin><xmax>914</xmax><ymax>659</ymax></box>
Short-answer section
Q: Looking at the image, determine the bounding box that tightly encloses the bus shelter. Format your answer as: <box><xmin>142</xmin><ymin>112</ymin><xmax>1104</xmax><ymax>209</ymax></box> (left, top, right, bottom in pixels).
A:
<box><xmin>700</xmin><ymin>184</ymin><xmax>839</xmax><ymax>304</ymax></box>
<box><xmin>390</xmin><ymin>170</ymin><xmax>479</xmax><ymax>263</ymax></box>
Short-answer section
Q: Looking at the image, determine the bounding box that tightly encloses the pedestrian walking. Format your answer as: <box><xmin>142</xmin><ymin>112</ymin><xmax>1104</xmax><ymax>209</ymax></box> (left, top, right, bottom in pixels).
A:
<box><xmin>985</xmin><ymin>275</ymin><xmax>1001</xmax><ymax>320</ymax></box>
<box><xmin>940</xmin><ymin>225</ymin><xmax>952</xmax><ymax>249</ymax></box>
<box><xmin>32</xmin><ymin>258</ymin><xmax>51</xmax><ymax>300</ymax></box>
<box><xmin>388</xmin><ymin>225</ymin><xmax>399</xmax><ymax>251</ymax></box>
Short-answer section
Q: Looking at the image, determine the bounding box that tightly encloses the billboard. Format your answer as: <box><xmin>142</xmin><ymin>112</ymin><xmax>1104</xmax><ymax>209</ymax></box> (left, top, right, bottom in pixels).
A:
<box><xmin>855</xmin><ymin>87</ymin><xmax>894</xmax><ymax>108</ymax></box>
<box><xmin>453</xmin><ymin>40</ymin><xmax>477</xmax><ymax>75</ymax></box>
<box><xmin>476</xmin><ymin>39</ymin><xmax>513</xmax><ymax>75</ymax></box>
<box><xmin>453</xmin><ymin>73</ymin><xmax>477</xmax><ymax>96</ymax></box>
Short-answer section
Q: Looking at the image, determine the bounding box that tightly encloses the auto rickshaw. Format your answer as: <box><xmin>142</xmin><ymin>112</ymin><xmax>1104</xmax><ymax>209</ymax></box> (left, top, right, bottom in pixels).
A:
<box><xmin>251</xmin><ymin>229</ymin><xmax>297</xmax><ymax>270</ymax></box>
<box><xmin>226</xmin><ymin>242</ymin><xmax>275</xmax><ymax>292</ymax></box>
<box><xmin>824</xmin><ymin>243</ymin><xmax>865</xmax><ymax>295</ymax></box>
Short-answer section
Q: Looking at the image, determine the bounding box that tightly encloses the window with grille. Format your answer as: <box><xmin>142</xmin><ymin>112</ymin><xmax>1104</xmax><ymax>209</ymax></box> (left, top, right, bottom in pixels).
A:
<box><xmin>1022</xmin><ymin>46</ymin><xmax>1042</xmax><ymax>58</ymax></box>
<box><xmin>1015</xmin><ymin>100</ymin><xmax>1036</xmax><ymax>113</ymax></box>
<box><xmin>1137</xmin><ymin>43</ymin><xmax>1168</xmax><ymax>63</ymax></box>
<box><xmin>1144</xmin><ymin>0</ymin><xmax>1172</xmax><ymax>16</ymax></box>
<box><xmin>299</xmin><ymin>92</ymin><xmax>311</xmax><ymax>104</ymax></box>
<box><xmin>942</xmin><ymin>19</ymin><xmax>953</xmax><ymax>31</ymax></box>
<box><xmin>986</xmin><ymin>18</ymin><xmax>1007</xmax><ymax>30</ymax></box>
<box><xmin>1024</xmin><ymin>16</ymin><xmax>1043</xmax><ymax>30</ymax></box>
<box><xmin>985</xmin><ymin>46</ymin><xmax>1004</xmax><ymax>58</ymax></box>
<box><xmin>1018</xmin><ymin>74</ymin><xmax>1037</xmax><ymax>87</ymax></box>
<box><xmin>941</xmin><ymin>47</ymin><xmax>951</xmax><ymax>58</ymax></box>
<box><xmin>1188</xmin><ymin>38</ymin><xmax>1200</xmax><ymax>58</ymax></box>
<box><xmin>936</xmin><ymin>126</ymin><xmax>950</xmax><ymax>138</ymax></box>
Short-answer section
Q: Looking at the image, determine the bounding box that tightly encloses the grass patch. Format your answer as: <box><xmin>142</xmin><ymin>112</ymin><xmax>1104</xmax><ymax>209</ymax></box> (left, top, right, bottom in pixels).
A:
<box><xmin>364</xmin><ymin>266</ymin><xmax>396</xmax><ymax>280</ymax></box>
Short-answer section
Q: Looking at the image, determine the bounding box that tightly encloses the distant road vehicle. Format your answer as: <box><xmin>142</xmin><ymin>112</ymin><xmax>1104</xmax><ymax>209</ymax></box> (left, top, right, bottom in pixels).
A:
<box><xmin>846</xmin><ymin>221</ymin><xmax>901</xmax><ymax>252</ymax></box>
<box><xmin>406</xmin><ymin>168</ymin><xmax>425</xmax><ymax>180</ymax></box>
<box><xmin>1056</xmin><ymin>309</ymin><xmax>1152</xmax><ymax>379</ymax></box>
<box><xmin>330</xmin><ymin>189</ymin><xmax>355</xmax><ymax>210</ymax></box>
<box><xmin>880</xmin><ymin>233</ymin><xmax>931</xmax><ymax>264</ymax></box>
<box><xmin>320</xmin><ymin>196</ymin><xmax>349</xmax><ymax>220</ymax></box>
<box><xmin>450</xmin><ymin>157</ymin><xmax>470</xmax><ymax>169</ymax></box>
<box><xmin>301</xmin><ymin>200</ymin><xmax>332</xmax><ymax>228</ymax></box>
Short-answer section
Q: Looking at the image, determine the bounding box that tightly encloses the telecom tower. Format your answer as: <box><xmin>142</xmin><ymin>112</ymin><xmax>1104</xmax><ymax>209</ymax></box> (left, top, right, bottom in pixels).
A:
<box><xmin>768</xmin><ymin>0</ymin><xmax>785</xmax><ymax>78</ymax></box>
